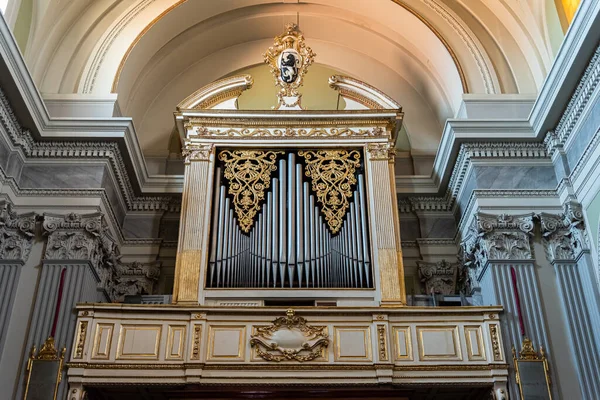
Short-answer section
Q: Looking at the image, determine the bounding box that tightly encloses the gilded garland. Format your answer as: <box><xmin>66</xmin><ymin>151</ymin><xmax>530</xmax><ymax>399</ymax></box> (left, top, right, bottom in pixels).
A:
<box><xmin>250</xmin><ymin>310</ymin><xmax>329</xmax><ymax>362</ymax></box>
<box><xmin>219</xmin><ymin>150</ymin><xmax>283</xmax><ymax>232</ymax></box>
<box><xmin>298</xmin><ymin>150</ymin><xmax>361</xmax><ymax>234</ymax></box>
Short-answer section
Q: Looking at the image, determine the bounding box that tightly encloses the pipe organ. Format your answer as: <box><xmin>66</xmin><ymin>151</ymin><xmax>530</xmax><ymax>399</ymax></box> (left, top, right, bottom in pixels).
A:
<box><xmin>208</xmin><ymin>150</ymin><xmax>372</xmax><ymax>289</ymax></box>
<box><xmin>172</xmin><ymin>25</ymin><xmax>406</xmax><ymax>306</ymax></box>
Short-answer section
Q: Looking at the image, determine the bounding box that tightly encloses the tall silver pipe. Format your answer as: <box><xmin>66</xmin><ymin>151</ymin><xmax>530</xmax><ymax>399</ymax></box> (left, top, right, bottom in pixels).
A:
<box><xmin>208</xmin><ymin>168</ymin><xmax>222</xmax><ymax>287</ymax></box>
<box><xmin>272</xmin><ymin>179</ymin><xmax>279</xmax><ymax>287</ymax></box>
<box><xmin>257</xmin><ymin>212</ymin><xmax>263</xmax><ymax>288</ymax></box>
<box><xmin>349</xmin><ymin>204</ymin><xmax>359</xmax><ymax>287</ymax></box>
<box><xmin>225</xmin><ymin>209</ymin><xmax>234</xmax><ymax>287</ymax></box>
<box><xmin>296</xmin><ymin>164</ymin><xmax>304</xmax><ymax>288</ymax></box>
<box><xmin>213</xmin><ymin>186</ymin><xmax>226</xmax><ymax>287</ymax></box>
<box><xmin>287</xmin><ymin>153</ymin><xmax>296</xmax><ymax>287</ymax></box>
<box><xmin>303</xmin><ymin>182</ymin><xmax>311</xmax><ymax>286</ymax></box>
<box><xmin>278</xmin><ymin>158</ymin><xmax>287</xmax><ymax>282</ymax></box>
<box><xmin>261</xmin><ymin>203</ymin><xmax>267</xmax><ymax>288</ymax></box>
<box><xmin>358</xmin><ymin>174</ymin><xmax>371</xmax><ymax>288</ymax></box>
<box><xmin>353</xmin><ymin>194</ymin><xmax>364</xmax><ymax>288</ymax></box>
<box><xmin>309</xmin><ymin>194</ymin><xmax>316</xmax><ymax>287</ymax></box>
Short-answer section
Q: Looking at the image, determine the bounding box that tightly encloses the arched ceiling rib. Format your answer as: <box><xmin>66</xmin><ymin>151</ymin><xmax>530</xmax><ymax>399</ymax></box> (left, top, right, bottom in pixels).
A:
<box><xmin>21</xmin><ymin>0</ymin><xmax>559</xmax><ymax>158</ymax></box>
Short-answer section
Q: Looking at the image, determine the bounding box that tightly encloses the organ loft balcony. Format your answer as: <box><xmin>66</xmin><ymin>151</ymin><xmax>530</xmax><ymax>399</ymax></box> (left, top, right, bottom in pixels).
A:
<box><xmin>66</xmin><ymin>25</ymin><xmax>510</xmax><ymax>399</ymax></box>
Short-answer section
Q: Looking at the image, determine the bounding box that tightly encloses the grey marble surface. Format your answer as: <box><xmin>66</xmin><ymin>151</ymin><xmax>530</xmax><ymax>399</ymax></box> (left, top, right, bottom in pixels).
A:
<box><xmin>418</xmin><ymin>215</ymin><xmax>456</xmax><ymax>238</ymax></box>
<box><xmin>400</xmin><ymin>218</ymin><xmax>421</xmax><ymax>241</ymax></box>
<box><xmin>122</xmin><ymin>214</ymin><xmax>162</xmax><ymax>238</ymax></box>
<box><xmin>19</xmin><ymin>164</ymin><xmax>105</xmax><ymax>188</ymax></box>
<box><xmin>566</xmin><ymin>99</ymin><xmax>600</xmax><ymax>168</ymax></box>
<box><xmin>473</xmin><ymin>165</ymin><xmax>557</xmax><ymax>189</ymax></box>
<box><xmin>102</xmin><ymin>172</ymin><xmax>126</xmax><ymax>225</ymax></box>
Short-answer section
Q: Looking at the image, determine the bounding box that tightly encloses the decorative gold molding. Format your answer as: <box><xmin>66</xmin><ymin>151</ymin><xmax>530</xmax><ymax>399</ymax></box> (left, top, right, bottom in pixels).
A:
<box><xmin>74</xmin><ymin>321</ymin><xmax>88</xmax><ymax>359</ymax></box>
<box><xmin>218</xmin><ymin>149</ymin><xmax>283</xmax><ymax>232</ymax></box>
<box><xmin>250</xmin><ymin>310</ymin><xmax>329</xmax><ymax>362</ymax></box>
<box><xmin>207</xmin><ymin>325</ymin><xmax>246</xmax><ymax>361</ymax></box>
<box><xmin>116</xmin><ymin>325</ymin><xmax>162</xmax><ymax>360</ymax></box>
<box><xmin>416</xmin><ymin>326</ymin><xmax>462</xmax><ymax>361</ymax></box>
<box><xmin>464</xmin><ymin>325</ymin><xmax>486</xmax><ymax>361</ymax></box>
<box><xmin>193</xmin><ymin>126</ymin><xmax>386</xmax><ymax>138</ymax></box>
<box><xmin>333</xmin><ymin>326</ymin><xmax>372</xmax><ymax>362</ymax></box>
<box><xmin>166</xmin><ymin>325</ymin><xmax>186</xmax><ymax>360</ymax></box>
<box><xmin>489</xmin><ymin>324</ymin><xmax>503</xmax><ymax>362</ymax></box>
<box><xmin>392</xmin><ymin>326</ymin><xmax>413</xmax><ymax>361</ymax></box>
<box><xmin>298</xmin><ymin>149</ymin><xmax>361</xmax><ymax>233</ymax></box>
<box><xmin>92</xmin><ymin>323</ymin><xmax>114</xmax><ymax>360</ymax></box>
<box><xmin>377</xmin><ymin>325</ymin><xmax>389</xmax><ymax>361</ymax></box>
<box><xmin>191</xmin><ymin>325</ymin><xmax>202</xmax><ymax>360</ymax></box>
<box><xmin>182</xmin><ymin>143</ymin><xmax>213</xmax><ymax>163</ymax></box>
<box><xmin>367</xmin><ymin>143</ymin><xmax>394</xmax><ymax>161</ymax></box>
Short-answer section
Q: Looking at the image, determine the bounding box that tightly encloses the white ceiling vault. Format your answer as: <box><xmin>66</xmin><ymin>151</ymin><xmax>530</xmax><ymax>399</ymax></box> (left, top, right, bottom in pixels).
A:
<box><xmin>17</xmin><ymin>0</ymin><xmax>561</xmax><ymax>158</ymax></box>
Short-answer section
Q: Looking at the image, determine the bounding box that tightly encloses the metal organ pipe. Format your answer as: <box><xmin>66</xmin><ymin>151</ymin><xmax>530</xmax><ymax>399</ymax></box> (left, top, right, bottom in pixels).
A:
<box><xmin>208</xmin><ymin>153</ymin><xmax>373</xmax><ymax>289</ymax></box>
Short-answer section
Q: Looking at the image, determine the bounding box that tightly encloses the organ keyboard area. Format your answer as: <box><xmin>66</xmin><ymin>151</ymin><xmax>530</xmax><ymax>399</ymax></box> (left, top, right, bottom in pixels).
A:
<box><xmin>207</xmin><ymin>149</ymin><xmax>372</xmax><ymax>289</ymax></box>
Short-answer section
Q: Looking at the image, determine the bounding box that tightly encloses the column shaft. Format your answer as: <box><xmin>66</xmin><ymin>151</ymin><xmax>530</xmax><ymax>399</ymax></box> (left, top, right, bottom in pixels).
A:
<box><xmin>555</xmin><ymin>262</ymin><xmax>600</xmax><ymax>398</ymax></box>
<box><xmin>0</xmin><ymin>262</ymin><xmax>22</xmax><ymax>353</ymax></box>
<box><xmin>173</xmin><ymin>145</ymin><xmax>215</xmax><ymax>304</ymax></box>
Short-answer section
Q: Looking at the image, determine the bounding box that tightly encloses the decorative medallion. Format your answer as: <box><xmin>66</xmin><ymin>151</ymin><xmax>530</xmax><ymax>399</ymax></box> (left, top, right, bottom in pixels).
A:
<box><xmin>219</xmin><ymin>150</ymin><xmax>283</xmax><ymax>232</ymax></box>
<box><xmin>298</xmin><ymin>150</ymin><xmax>361</xmax><ymax>234</ymax></box>
<box><xmin>264</xmin><ymin>24</ymin><xmax>315</xmax><ymax>109</ymax></box>
<box><xmin>250</xmin><ymin>309</ymin><xmax>329</xmax><ymax>362</ymax></box>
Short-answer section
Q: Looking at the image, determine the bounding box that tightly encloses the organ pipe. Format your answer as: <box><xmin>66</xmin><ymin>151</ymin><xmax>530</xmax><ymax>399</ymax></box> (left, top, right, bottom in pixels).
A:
<box><xmin>208</xmin><ymin>151</ymin><xmax>373</xmax><ymax>289</ymax></box>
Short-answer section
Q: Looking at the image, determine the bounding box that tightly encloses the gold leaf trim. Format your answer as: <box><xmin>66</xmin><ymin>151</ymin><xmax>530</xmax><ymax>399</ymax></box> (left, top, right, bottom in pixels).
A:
<box><xmin>298</xmin><ymin>150</ymin><xmax>361</xmax><ymax>233</ymax></box>
<box><xmin>250</xmin><ymin>310</ymin><xmax>329</xmax><ymax>362</ymax></box>
<box><xmin>219</xmin><ymin>150</ymin><xmax>283</xmax><ymax>232</ymax></box>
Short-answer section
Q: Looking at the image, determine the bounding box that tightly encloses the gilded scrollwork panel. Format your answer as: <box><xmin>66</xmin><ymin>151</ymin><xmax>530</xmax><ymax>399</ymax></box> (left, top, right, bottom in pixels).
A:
<box><xmin>298</xmin><ymin>149</ymin><xmax>361</xmax><ymax>234</ymax></box>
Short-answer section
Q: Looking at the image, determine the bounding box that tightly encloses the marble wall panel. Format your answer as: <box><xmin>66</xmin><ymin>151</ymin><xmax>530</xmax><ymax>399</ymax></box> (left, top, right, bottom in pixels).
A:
<box><xmin>19</xmin><ymin>164</ymin><xmax>105</xmax><ymax>188</ymax></box>
<box><xmin>417</xmin><ymin>214</ymin><xmax>456</xmax><ymax>238</ymax></box>
<box><xmin>102</xmin><ymin>171</ymin><xmax>126</xmax><ymax>225</ymax></box>
<box><xmin>473</xmin><ymin>165</ymin><xmax>557</xmax><ymax>190</ymax></box>
<box><xmin>5</xmin><ymin>153</ymin><xmax>23</xmax><ymax>180</ymax></box>
<box><xmin>566</xmin><ymin>99</ymin><xmax>600</xmax><ymax>169</ymax></box>
<box><xmin>0</xmin><ymin>138</ymin><xmax>10</xmax><ymax>171</ymax></box>
<box><xmin>123</xmin><ymin>213</ymin><xmax>162</xmax><ymax>238</ymax></box>
<box><xmin>399</xmin><ymin>217</ymin><xmax>420</xmax><ymax>241</ymax></box>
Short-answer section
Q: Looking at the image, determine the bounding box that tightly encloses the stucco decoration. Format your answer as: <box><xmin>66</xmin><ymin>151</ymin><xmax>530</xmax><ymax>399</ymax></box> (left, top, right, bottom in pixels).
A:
<box><xmin>0</xmin><ymin>201</ymin><xmax>36</xmax><ymax>262</ymax></box>
<box><xmin>539</xmin><ymin>201</ymin><xmax>588</xmax><ymax>262</ymax></box>
<box><xmin>417</xmin><ymin>259</ymin><xmax>459</xmax><ymax>295</ymax></box>
<box><xmin>43</xmin><ymin>212</ymin><xmax>104</xmax><ymax>268</ymax></box>
<box><xmin>461</xmin><ymin>213</ymin><xmax>534</xmax><ymax>287</ymax></box>
<box><xmin>250</xmin><ymin>309</ymin><xmax>329</xmax><ymax>362</ymax></box>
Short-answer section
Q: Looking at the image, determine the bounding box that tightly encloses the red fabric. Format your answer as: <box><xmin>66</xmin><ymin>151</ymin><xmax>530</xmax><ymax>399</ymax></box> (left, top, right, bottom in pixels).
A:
<box><xmin>51</xmin><ymin>268</ymin><xmax>67</xmax><ymax>337</ymax></box>
<box><xmin>510</xmin><ymin>266</ymin><xmax>526</xmax><ymax>337</ymax></box>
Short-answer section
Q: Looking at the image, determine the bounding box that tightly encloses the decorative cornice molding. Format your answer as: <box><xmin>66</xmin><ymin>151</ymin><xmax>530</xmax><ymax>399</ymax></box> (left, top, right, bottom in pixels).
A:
<box><xmin>0</xmin><ymin>200</ymin><xmax>36</xmax><ymax>262</ymax></box>
<box><xmin>0</xmin><ymin>88</ymin><xmax>176</xmax><ymax>213</ymax></box>
<box><xmin>554</xmin><ymin>44</ymin><xmax>600</xmax><ymax>147</ymax></box>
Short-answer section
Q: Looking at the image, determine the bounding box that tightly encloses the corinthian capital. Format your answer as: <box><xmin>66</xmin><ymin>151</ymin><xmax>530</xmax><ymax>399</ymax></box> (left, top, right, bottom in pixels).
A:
<box><xmin>182</xmin><ymin>142</ymin><xmax>214</xmax><ymax>163</ymax></box>
<box><xmin>540</xmin><ymin>201</ymin><xmax>588</xmax><ymax>262</ymax></box>
<box><xmin>42</xmin><ymin>212</ymin><xmax>105</xmax><ymax>268</ymax></box>
<box><xmin>0</xmin><ymin>201</ymin><xmax>37</xmax><ymax>262</ymax></box>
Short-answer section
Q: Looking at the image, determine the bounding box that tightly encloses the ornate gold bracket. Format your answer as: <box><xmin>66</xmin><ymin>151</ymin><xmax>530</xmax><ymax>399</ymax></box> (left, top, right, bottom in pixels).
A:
<box><xmin>219</xmin><ymin>150</ymin><xmax>283</xmax><ymax>232</ymax></box>
<box><xmin>250</xmin><ymin>310</ymin><xmax>329</xmax><ymax>362</ymax></box>
<box><xmin>298</xmin><ymin>149</ymin><xmax>361</xmax><ymax>234</ymax></box>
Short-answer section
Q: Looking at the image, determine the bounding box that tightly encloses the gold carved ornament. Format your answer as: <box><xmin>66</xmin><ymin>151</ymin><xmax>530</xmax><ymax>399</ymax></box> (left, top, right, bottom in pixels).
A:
<box><xmin>250</xmin><ymin>309</ymin><xmax>329</xmax><ymax>362</ymax></box>
<box><xmin>219</xmin><ymin>150</ymin><xmax>283</xmax><ymax>232</ymax></box>
<box><xmin>298</xmin><ymin>150</ymin><xmax>361</xmax><ymax>234</ymax></box>
<box><xmin>264</xmin><ymin>24</ymin><xmax>315</xmax><ymax>109</ymax></box>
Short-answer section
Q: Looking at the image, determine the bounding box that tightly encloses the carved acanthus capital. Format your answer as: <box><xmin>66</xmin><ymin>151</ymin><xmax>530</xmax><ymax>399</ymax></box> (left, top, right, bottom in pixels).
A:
<box><xmin>42</xmin><ymin>212</ymin><xmax>105</xmax><ymax>268</ymax></box>
<box><xmin>182</xmin><ymin>142</ymin><xmax>213</xmax><ymax>163</ymax></box>
<box><xmin>417</xmin><ymin>259</ymin><xmax>459</xmax><ymax>295</ymax></box>
<box><xmin>106</xmin><ymin>260</ymin><xmax>161</xmax><ymax>303</ymax></box>
<box><xmin>366</xmin><ymin>142</ymin><xmax>394</xmax><ymax>161</ymax></box>
<box><xmin>0</xmin><ymin>201</ymin><xmax>37</xmax><ymax>262</ymax></box>
<box><xmin>461</xmin><ymin>213</ymin><xmax>534</xmax><ymax>286</ymax></box>
<box><xmin>540</xmin><ymin>202</ymin><xmax>588</xmax><ymax>262</ymax></box>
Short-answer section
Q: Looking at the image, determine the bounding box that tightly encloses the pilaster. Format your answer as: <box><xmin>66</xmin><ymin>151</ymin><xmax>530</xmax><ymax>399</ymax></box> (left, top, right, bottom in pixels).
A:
<box><xmin>462</xmin><ymin>212</ymin><xmax>553</xmax><ymax>399</ymax></box>
<box><xmin>367</xmin><ymin>143</ymin><xmax>405</xmax><ymax>305</ymax></box>
<box><xmin>540</xmin><ymin>202</ymin><xmax>600</xmax><ymax>398</ymax></box>
<box><xmin>0</xmin><ymin>200</ymin><xmax>35</xmax><ymax>354</ymax></box>
<box><xmin>173</xmin><ymin>143</ymin><xmax>215</xmax><ymax>304</ymax></box>
<box><xmin>16</xmin><ymin>212</ymin><xmax>107</xmax><ymax>400</ymax></box>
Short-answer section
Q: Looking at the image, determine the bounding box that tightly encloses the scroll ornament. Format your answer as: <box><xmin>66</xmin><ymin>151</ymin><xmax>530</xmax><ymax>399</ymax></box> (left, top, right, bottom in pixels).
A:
<box><xmin>417</xmin><ymin>259</ymin><xmax>459</xmax><ymax>295</ymax></box>
<box><xmin>250</xmin><ymin>309</ymin><xmax>329</xmax><ymax>362</ymax></box>
<box><xmin>264</xmin><ymin>23</ymin><xmax>315</xmax><ymax>109</ymax></box>
<box><xmin>0</xmin><ymin>201</ymin><xmax>36</xmax><ymax>262</ymax></box>
<box><xmin>299</xmin><ymin>149</ymin><xmax>361</xmax><ymax>234</ymax></box>
<box><xmin>219</xmin><ymin>150</ymin><xmax>283</xmax><ymax>232</ymax></box>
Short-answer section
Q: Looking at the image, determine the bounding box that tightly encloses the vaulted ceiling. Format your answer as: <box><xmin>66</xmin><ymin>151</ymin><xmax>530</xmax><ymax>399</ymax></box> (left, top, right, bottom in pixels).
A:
<box><xmin>9</xmin><ymin>0</ymin><xmax>565</xmax><ymax>158</ymax></box>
